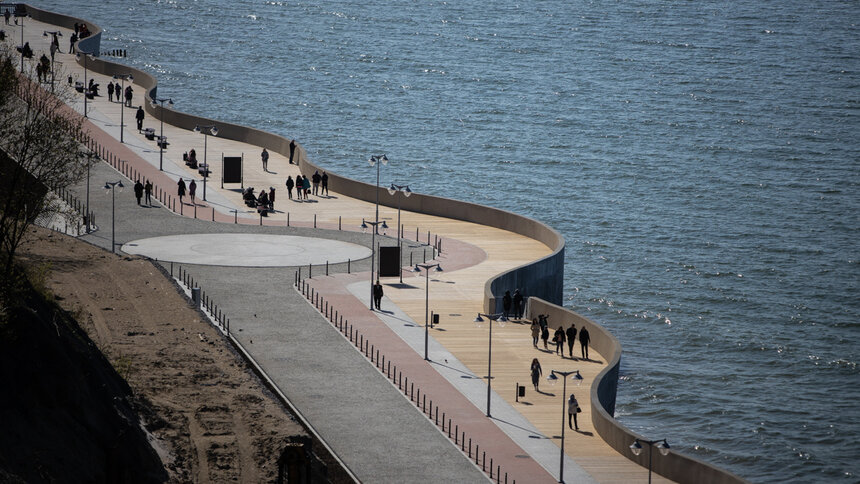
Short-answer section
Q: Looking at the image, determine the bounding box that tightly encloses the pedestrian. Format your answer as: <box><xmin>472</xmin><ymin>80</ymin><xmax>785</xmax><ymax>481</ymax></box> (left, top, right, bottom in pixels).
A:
<box><xmin>144</xmin><ymin>180</ymin><xmax>153</xmax><ymax>206</ymax></box>
<box><xmin>286</xmin><ymin>176</ymin><xmax>294</xmax><ymax>199</ymax></box>
<box><xmin>568</xmin><ymin>393</ymin><xmax>581</xmax><ymax>430</ymax></box>
<box><xmin>513</xmin><ymin>289</ymin><xmax>524</xmax><ymax>319</ymax></box>
<box><xmin>125</xmin><ymin>85</ymin><xmax>133</xmax><ymax>107</ymax></box>
<box><xmin>541</xmin><ymin>324</ymin><xmax>550</xmax><ymax>350</ymax></box>
<box><xmin>579</xmin><ymin>325</ymin><xmax>591</xmax><ymax>360</ymax></box>
<box><xmin>321</xmin><ymin>171</ymin><xmax>329</xmax><ymax>195</ymax></box>
<box><xmin>530</xmin><ymin>319</ymin><xmax>540</xmax><ymax>348</ymax></box>
<box><xmin>177</xmin><ymin>178</ymin><xmax>186</xmax><ymax>204</ymax></box>
<box><xmin>566</xmin><ymin>323</ymin><xmax>577</xmax><ymax>359</ymax></box>
<box><xmin>4</xmin><ymin>9</ymin><xmax>9</xmax><ymax>25</ymax></box>
<box><xmin>188</xmin><ymin>179</ymin><xmax>197</xmax><ymax>204</ymax></box>
<box><xmin>135</xmin><ymin>105</ymin><xmax>145</xmax><ymax>132</ymax></box>
<box><xmin>502</xmin><ymin>290</ymin><xmax>512</xmax><ymax>319</ymax></box>
<box><xmin>69</xmin><ymin>32</ymin><xmax>77</xmax><ymax>53</ymax></box>
<box><xmin>289</xmin><ymin>139</ymin><xmax>296</xmax><ymax>164</ymax></box>
<box><xmin>49</xmin><ymin>41</ymin><xmax>58</xmax><ymax>63</ymax></box>
<box><xmin>554</xmin><ymin>326</ymin><xmax>566</xmax><ymax>355</ymax></box>
<box><xmin>261</xmin><ymin>148</ymin><xmax>269</xmax><ymax>172</ymax></box>
<box><xmin>312</xmin><ymin>170</ymin><xmax>320</xmax><ymax>195</ymax></box>
<box><xmin>373</xmin><ymin>280</ymin><xmax>384</xmax><ymax>310</ymax></box>
<box><xmin>530</xmin><ymin>358</ymin><xmax>542</xmax><ymax>391</ymax></box>
<box><xmin>107</xmin><ymin>81</ymin><xmax>114</xmax><ymax>102</ymax></box>
<box><xmin>133</xmin><ymin>179</ymin><xmax>144</xmax><ymax>205</ymax></box>
<box><xmin>294</xmin><ymin>175</ymin><xmax>303</xmax><ymax>200</ymax></box>
<box><xmin>269</xmin><ymin>187</ymin><xmax>275</xmax><ymax>210</ymax></box>
<box><xmin>73</xmin><ymin>22</ymin><xmax>79</xmax><ymax>35</ymax></box>
<box><xmin>303</xmin><ymin>175</ymin><xmax>311</xmax><ymax>199</ymax></box>
<box><xmin>538</xmin><ymin>314</ymin><xmax>548</xmax><ymax>332</ymax></box>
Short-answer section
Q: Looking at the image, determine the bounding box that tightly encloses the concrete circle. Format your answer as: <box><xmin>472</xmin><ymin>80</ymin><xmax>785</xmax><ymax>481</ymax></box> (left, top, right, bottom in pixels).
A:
<box><xmin>122</xmin><ymin>233</ymin><xmax>371</xmax><ymax>267</ymax></box>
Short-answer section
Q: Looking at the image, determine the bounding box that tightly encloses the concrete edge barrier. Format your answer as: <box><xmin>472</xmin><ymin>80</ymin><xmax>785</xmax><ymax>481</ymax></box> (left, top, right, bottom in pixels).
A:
<box><xmin>527</xmin><ymin>297</ymin><xmax>749</xmax><ymax>484</ymax></box>
<box><xmin>25</xmin><ymin>4</ymin><xmax>102</xmax><ymax>57</ymax></box>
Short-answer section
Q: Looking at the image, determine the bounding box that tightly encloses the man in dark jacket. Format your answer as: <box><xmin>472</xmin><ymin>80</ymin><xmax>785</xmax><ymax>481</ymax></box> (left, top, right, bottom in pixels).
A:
<box><xmin>579</xmin><ymin>326</ymin><xmax>591</xmax><ymax>360</ymax></box>
<box><xmin>566</xmin><ymin>324</ymin><xmax>577</xmax><ymax>358</ymax></box>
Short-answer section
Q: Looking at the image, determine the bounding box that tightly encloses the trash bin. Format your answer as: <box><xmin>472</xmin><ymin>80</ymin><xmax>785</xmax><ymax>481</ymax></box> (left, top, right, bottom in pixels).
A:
<box><xmin>191</xmin><ymin>287</ymin><xmax>201</xmax><ymax>308</ymax></box>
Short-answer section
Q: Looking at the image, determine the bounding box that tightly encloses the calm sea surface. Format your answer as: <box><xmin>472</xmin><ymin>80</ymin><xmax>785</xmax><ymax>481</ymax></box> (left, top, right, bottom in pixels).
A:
<box><xmin>39</xmin><ymin>1</ymin><xmax>859</xmax><ymax>481</ymax></box>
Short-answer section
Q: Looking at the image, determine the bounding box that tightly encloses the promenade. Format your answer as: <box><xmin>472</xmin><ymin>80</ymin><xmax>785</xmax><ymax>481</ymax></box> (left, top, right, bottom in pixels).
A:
<box><xmin>6</xmin><ymin>13</ymin><xmax>673</xmax><ymax>484</ymax></box>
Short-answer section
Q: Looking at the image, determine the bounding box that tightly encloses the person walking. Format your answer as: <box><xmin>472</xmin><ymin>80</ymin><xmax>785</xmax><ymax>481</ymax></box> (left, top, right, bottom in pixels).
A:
<box><xmin>133</xmin><ymin>180</ymin><xmax>144</xmax><ymax>205</ymax></box>
<box><xmin>261</xmin><ymin>148</ymin><xmax>269</xmax><ymax>172</ymax></box>
<box><xmin>530</xmin><ymin>319</ymin><xmax>540</xmax><ymax>348</ymax></box>
<box><xmin>568</xmin><ymin>393</ymin><xmax>581</xmax><ymax>430</ymax></box>
<box><xmin>373</xmin><ymin>280</ymin><xmax>384</xmax><ymax>310</ymax></box>
<box><xmin>303</xmin><ymin>175</ymin><xmax>311</xmax><ymax>199</ymax></box>
<box><xmin>530</xmin><ymin>358</ymin><xmax>542</xmax><ymax>391</ymax></box>
<box><xmin>49</xmin><ymin>41</ymin><xmax>58</xmax><ymax>63</ymax></box>
<box><xmin>135</xmin><ymin>106</ymin><xmax>145</xmax><ymax>132</ymax></box>
<box><xmin>285</xmin><ymin>176</ymin><xmax>294</xmax><ymax>199</ymax></box>
<box><xmin>566</xmin><ymin>323</ymin><xmax>577</xmax><ymax>359</ymax></box>
<box><xmin>513</xmin><ymin>289</ymin><xmax>524</xmax><ymax>319</ymax></box>
<box><xmin>107</xmin><ymin>82</ymin><xmax>114</xmax><ymax>102</ymax></box>
<box><xmin>188</xmin><ymin>179</ymin><xmax>197</xmax><ymax>204</ymax></box>
<box><xmin>124</xmin><ymin>85</ymin><xmax>133</xmax><ymax>107</ymax></box>
<box><xmin>289</xmin><ymin>139</ymin><xmax>296</xmax><ymax>164</ymax></box>
<box><xmin>69</xmin><ymin>32</ymin><xmax>77</xmax><ymax>53</ymax></box>
<box><xmin>4</xmin><ymin>9</ymin><xmax>10</xmax><ymax>25</ymax></box>
<box><xmin>321</xmin><ymin>171</ymin><xmax>329</xmax><ymax>195</ymax></box>
<box><xmin>541</xmin><ymin>324</ymin><xmax>550</xmax><ymax>350</ymax></box>
<box><xmin>294</xmin><ymin>175</ymin><xmax>303</xmax><ymax>200</ymax></box>
<box><xmin>269</xmin><ymin>187</ymin><xmax>275</xmax><ymax>210</ymax></box>
<box><xmin>554</xmin><ymin>326</ymin><xmax>565</xmax><ymax>355</ymax></box>
<box><xmin>312</xmin><ymin>170</ymin><xmax>321</xmax><ymax>195</ymax></box>
<box><xmin>177</xmin><ymin>178</ymin><xmax>186</xmax><ymax>204</ymax></box>
<box><xmin>502</xmin><ymin>290</ymin><xmax>512</xmax><ymax>319</ymax></box>
<box><xmin>144</xmin><ymin>180</ymin><xmax>153</xmax><ymax>206</ymax></box>
<box><xmin>579</xmin><ymin>325</ymin><xmax>591</xmax><ymax>360</ymax></box>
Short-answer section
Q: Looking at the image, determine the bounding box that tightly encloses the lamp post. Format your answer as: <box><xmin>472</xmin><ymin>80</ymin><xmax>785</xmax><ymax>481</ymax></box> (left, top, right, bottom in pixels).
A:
<box><xmin>151</xmin><ymin>97</ymin><xmax>174</xmax><ymax>171</ymax></box>
<box><xmin>15</xmin><ymin>12</ymin><xmax>27</xmax><ymax>72</ymax></box>
<box><xmin>113</xmin><ymin>73</ymin><xmax>134</xmax><ymax>141</ymax></box>
<box><xmin>79</xmin><ymin>150</ymin><xmax>99</xmax><ymax>233</ymax></box>
<box><xmin>388</xmin><ymin>183</ymin><xmax>411</xmax><ymax>283</ymax></box>
<box><xmin>361</xmin><ymin>218</ymin><xmax>388</xmax><ymax>309</ymax></box>
<box><xmin>412</xmin><ymin>263</ymin><xmax>443</xmax><ymax>360</ymax></box>
<box><xmin>193</xmin><ymin>125</ymin><xmax>218</xmax><ymax>201</ymax></box>
<box><xmin>76</xmin><ymin>51</ymin><xmax>95</xmax><ymax>118</ymax></box>
<box><xmin>103</xmin><ymin>180</ymin><xmax>124</xmax><ymax>253</ymax></box>
<box><xmin>473</xmin><ymin>312</ymin><xmax>508</xmax><ymax>417</ymax></box>
<box><xmin>546</xmin><ymin>369</ymin><xmax>584</xmax><ymax>483</ymax></box>
<box><xmin>42</xmin><ymin>30</ymin><xmax>62</xmax><ymax>92</ymax></box>
<box><xmin>367</xmin><ymin>154</ymin><xmax>388</xmax><ymax>233</ymax></box>
<box><xmin>630</xmin><ymin>438</ymin><xmax>671</xmax><ymax>484</ymax></box>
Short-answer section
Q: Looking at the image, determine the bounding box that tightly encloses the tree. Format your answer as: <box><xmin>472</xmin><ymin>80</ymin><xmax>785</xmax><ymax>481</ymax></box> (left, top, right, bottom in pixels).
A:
<box><xmin>0</xmin><ymin>44</ymin><xmax>86</xmax><ymax>285</ymax></box>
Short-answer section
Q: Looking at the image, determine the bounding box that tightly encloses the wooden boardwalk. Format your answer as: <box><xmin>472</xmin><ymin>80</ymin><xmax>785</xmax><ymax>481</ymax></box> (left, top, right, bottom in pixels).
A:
<box><xmin>7</xmin><ymin>17</ymin><xmax>673</xmax><ymax>483</ymax></box>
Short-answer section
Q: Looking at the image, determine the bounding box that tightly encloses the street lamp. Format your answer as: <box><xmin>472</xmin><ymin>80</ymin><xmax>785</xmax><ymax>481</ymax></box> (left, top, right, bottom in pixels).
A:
<box><xmin>103</xmin><ymin>180</ymin><xmax>124</xmax><ymax>253</ymax></box>
<box><xmin>193</xmin><ymin>125</ymin><xmax>218</xmax><ymax>201</ymax></box>
<box><xmin>361</xmin><ymin>218</ymin><xmax>388</xmax><ymax>309</ymax></box>
<box><xmin>473</xmin><ymin>312</ymin><xmax>508</xmax><ymax>417</ymax></box>
<box><xmin>412</xmin><ymin>263</ymin><xmax>443</xmax><ymax>360</ymax></box>
<box><xmin>367</xmin><ymin>154</ymin><xmax>388</xmax><ymax>234</ymax></box>
<box><xmin>546</xmin><ymin>369</ymin><xmax>584</xmax><ymax>483</ymax></box>
<box><xmin>113</xmin><ymin>73</ymin><xmax>134</xmax><ymax>141</ymax></box>
<box><xmin>15</xmin><ymin>12</ymin><xmax>27</xmax><ymax>72</ymax></box>
<box><xmin>630</xmin><ymin>438</ymin><xmax>671</xmax><ymax>484</ymax></box>
<box><xmin>43</xmin><ymin>30</ymin><xmax>62</xmax><ymax>91</ymax></box>
<box><xmin>79</xmin><ymin>150</ymin><xmax>99</xmax><ymax>233</ymax></box>
<box><xmin>75</xmin><ymin>51</ymin><xmax>96</xmax><ymax>118</ymax></box>
<box><xmin>150</xmin><ymin>97</ymin><xmax>174</xmax><ymax>171</ymax></box>
<box><xmin>388</xmin><ymin>183</ymin><xmax>411</xmax><ymax>283</ymax></box>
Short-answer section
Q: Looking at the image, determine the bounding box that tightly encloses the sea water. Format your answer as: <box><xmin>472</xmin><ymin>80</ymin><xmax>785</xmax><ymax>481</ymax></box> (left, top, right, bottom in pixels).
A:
<box><xmin>33</xmin><ymin>1</ymin><xmax>859</xmax><ymax>481</ymax></box>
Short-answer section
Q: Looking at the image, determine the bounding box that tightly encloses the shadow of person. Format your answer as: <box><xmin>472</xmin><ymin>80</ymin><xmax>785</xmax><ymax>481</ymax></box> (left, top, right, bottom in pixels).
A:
<box><xmin>575</xmin><ymin>430</ymin><xmax>594</xmax><ymax>436</ymax></box>
<box><xmin>518</xmin><ymin>401</ymin><xmax>534</xmax><ymax>406</ymax></box>
<box><xmin>536</xmin><ymin>390</ymin><xmax>555</xmax><ymax>397</ymax></box>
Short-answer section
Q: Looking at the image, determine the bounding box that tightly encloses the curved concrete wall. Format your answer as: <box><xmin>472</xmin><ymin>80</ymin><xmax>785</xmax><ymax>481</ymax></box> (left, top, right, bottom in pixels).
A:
<box><xmin>527</xmin><ymin>298</ymin><xmax>748</xmax><ymax>484</ymax></box>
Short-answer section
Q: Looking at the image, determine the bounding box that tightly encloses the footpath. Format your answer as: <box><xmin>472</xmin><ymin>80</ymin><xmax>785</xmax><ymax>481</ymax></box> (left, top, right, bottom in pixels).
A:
<box><xmin>7</xmin><ymin>13</ymin><xmax>673</xmax><ymax>484</ymax></box>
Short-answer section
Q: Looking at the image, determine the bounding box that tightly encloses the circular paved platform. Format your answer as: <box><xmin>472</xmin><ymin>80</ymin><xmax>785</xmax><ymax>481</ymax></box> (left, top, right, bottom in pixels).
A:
<box><xmin>122</xmin><ymin>234</ymin><xmax>371</xmax><ymax>267</ymax></box>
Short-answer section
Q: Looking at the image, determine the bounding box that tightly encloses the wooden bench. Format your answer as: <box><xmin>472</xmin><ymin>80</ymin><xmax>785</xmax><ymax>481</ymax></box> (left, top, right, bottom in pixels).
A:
<box><xmin>143</xmin><ymin>128</ymin><xmax>156</xmax><ymax>140</ymax></box>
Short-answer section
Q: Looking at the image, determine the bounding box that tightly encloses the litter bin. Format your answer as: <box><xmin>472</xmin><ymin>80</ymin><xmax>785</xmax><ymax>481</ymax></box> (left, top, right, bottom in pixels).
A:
<box><xmin>191</xmin><ymin>287</ymin><xmax>201</xmax><ymax>308</ymax></box>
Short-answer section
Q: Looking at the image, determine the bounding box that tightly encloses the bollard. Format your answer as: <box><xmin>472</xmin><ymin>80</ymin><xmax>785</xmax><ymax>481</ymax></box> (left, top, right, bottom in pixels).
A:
<box><xmin>410</xmin><ymin>382</ymin><xmax>414</xmax><ymax>400</ymax></box>
<box><xmin>427</xmin><ymin>230</ymin><xmax>431</xmax><ymax>244</ymax></box>
<box><xmin>309</xmin><ymin>263</ymin><xmax>312</xmax><ymax>278</ymax></box>
<box><xmin>455</xmin><ymin>425</ymin><xmax>458</xmax><ymax>443</ymax></box>
<box><xmin>416</xmin><ymin>227</ymin><xmax>419</xmax><ymax>240</ymax></box>
<box><xmin>423</xmin><ymin>248</ymin><xmax>427</xmax><ymax>263</ymax></box>
<box><xmin>375</xmin><ymin>349</ymin><xmax>379</xmax><ymax>365</ymax></box>
<box><xmin>483</xmin><ymin>451</ymin><xmax>486</xmax><ymax>471</ymax></box>
<box><xmin>490</xmin><ymin>459</ymin><xmax>493</xmax><ymax>478</ymax></box>
<box><xmin>212</xmin><ymin>207</ymin><xmax>215</xmax><ymax>221</ymax></box>
<box><xmin>469</xmin><ymin>439</ymin><xmax>472</xmax><ymax>457</ymax></box>
<box><xmin>442</xmin><ymin>413</ymin><xmax>446</xmax><ymax>431</ymax></box>
<box><xmin>314</xmin><ymin>214</ymin><xmax>317</xmax><ymax>228</ymax></box>
<box><xmin>338</xmin><ymin>216</ymin><xmax>341</xmax><ymax>230</ymax></box>
<box><xmin>194</xmin><ymin>204</ymin><xmax>197</xmax><ymax>219</ymax></box>
<box><xmin>422</xmin><ymin>393</ymin><xmax>425</xmax><ymax>412</ymax></box>
<box><xmin>326</xmin><ymin>260</ymin><xmax>329</xmax><ymax>276</ymax></box>
<box><xmin>410</xmin><ymin>252</ymin><xmax>413</xmax><ymax>266</ymax></box>
<box><xmin>348</xmin><ymin>259</ymin><xmax>351</xmax><ymax>273</ymax></box>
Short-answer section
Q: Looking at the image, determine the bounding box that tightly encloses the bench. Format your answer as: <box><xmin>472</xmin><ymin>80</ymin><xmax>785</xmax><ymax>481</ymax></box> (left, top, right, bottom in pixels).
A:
<box><xmin>156</xmin><ymin>136</ymin><xmax>169</xmax><ymax>149</ymax></box>
<box><xmin>198</xmin><ymin>163</ymin><xmax>211</xmax><ymax>177</ymax></box>
<box><xmin>143</xmin><ymin>128</ymin><xmax>156</xmax><ymax>140</ymax></box>
<box><xmin>74</xmin><ymin>81</ymin><xmax>84</xmax><ymax>93</ymax></box>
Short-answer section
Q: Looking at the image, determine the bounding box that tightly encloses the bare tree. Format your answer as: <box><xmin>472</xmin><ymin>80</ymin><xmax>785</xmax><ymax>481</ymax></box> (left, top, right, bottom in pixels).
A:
<box><xmin>0</xmin><ymin>45</ymin><xmax>86</xmax><ymax>281</ymax></box>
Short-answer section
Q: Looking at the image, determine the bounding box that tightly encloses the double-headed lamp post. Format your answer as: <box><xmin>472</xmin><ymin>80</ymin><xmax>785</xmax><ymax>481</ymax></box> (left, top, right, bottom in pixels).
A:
<box><xmin>150</xmin><ymin>97</ymin><xmax>174</xmax><ymax>171</ymax></box>
<box><xmin>103</xmin><ymin>180</ymin><xmax>124</xmax><ymax>253</ymax></box>
<box><xmin>388</xmin><ymin>183</ymin><xmax>411</xmax><ymax>282</ymax></box>
<box><xmin>79</xmin><ymin>150</ymin><xmax>99</xmax><ymax>233</ymax></box>
<box><xmin>193</xmin><ymin>125</ymin><xmax>218</xmax><ymax>201</ymax></box>
<box><xmin>473</xmin><ymin>312</ymin><xmax>508</xmax><ymax>417</ymax></box>
<box><xmin>42</xmin><ymin>30</ymin><xmax>62</xmax><ymax>91</ymax></box>
<box><xmin>412</xmin><ymin>263</ymin><xmax>443</xmax><ymax>360</ymax></box>
<box><xmin>368</xmin><ymin>154</ymin><xmax>388</xmax><ymax>233</ymax></box>
<box><xmin>15</xmin><ymin>12</ymin><xmax>27</xmax><ymax>72</ymax></box>
<box><xmin>630</xmin><ymin>438</ymin><xmax>671</xmax><ymax>484</ymax></box>
<box><xmin>76</xmin><ymin>51</ymin><xmax>96</xmax><ymax>118</ymax></box>
<box><xmin>113</xmin><ymin>73</ymin><xmax>134</xmax><ymax>141</ymax></box>
<box><xmin>546</xmin><ymin>369</ymin><xmax>584</xmax><ymax>483</ymax></box>
<box><xmin>361</xmin><ymin>218</ymin><xmax>388</xmax><ymax>309</ymax></box>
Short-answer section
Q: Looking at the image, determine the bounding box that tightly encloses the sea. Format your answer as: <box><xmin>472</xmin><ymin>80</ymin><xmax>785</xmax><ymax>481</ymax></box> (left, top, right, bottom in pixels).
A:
<box><xmin>35</xmin><ymin>1</ymin><xmax>859</xmax><ymax>482</ymax></box>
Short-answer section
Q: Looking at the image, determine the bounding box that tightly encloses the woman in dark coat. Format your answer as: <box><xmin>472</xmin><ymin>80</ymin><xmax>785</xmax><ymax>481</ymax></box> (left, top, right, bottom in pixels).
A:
<box><xmin>177</xmin><ymin>178</ymin><xmax>186</xmax><ymax>204</ymax></box>
<box><xmin>502</xmin><ymin>291</ymin><xmax>512</xmax><ymax>319</ymax></box>
<box><xmin>554</xmin><ymin>326</ymin><xmax>565</xmax><ymax>355</ymax></box>
<box><xmin>541</xmin><ymin>325</ymin><xmax>550</xmax><ymax>350</ymax></box>
<box><xmin>530</xmin><ymin>358</ymin><xmax>542</xmax><ymax>391</ymax></box>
